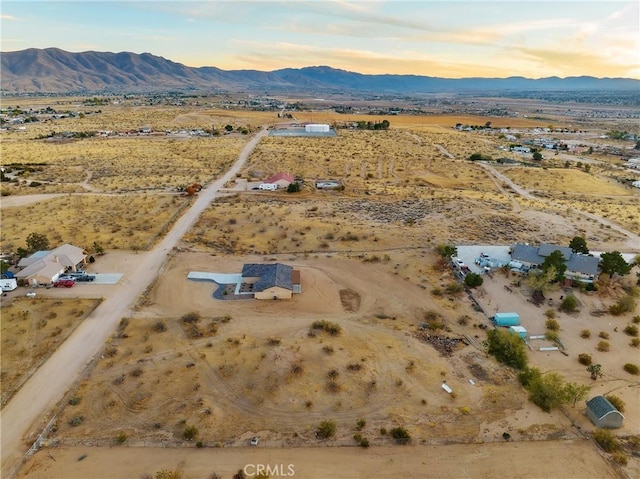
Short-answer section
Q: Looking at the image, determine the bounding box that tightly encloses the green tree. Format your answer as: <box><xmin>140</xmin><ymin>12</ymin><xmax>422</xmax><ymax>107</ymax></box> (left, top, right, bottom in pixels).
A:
<box><xmin>527</xmin><ymin>266</ymin><xmax>557</xmax><ymax>295</ymax></box>
<box><xmin>464</xmin><ymin>273</ymin><xmax>483</xmax><ymax>288</ymax></box>
<box><xmin>224</xmin><ymin>124</ymin><xmax>233</xmax><ymax>132</ymax></box>
<box><xmin>183</xmin><ymin>424</ymin><xmax>198</xmax><ymax>440</ymax></box>
<box><xmin>559</xmin><ymin>295</ymin><xmax>578</xmax><ymax>313</ymax></box>
<box><xmin>563</xmin><ymin>382</ymin><xmax>590</xmax><ymax>407</ymax></box>
<box><xmin>436</xmin><ymin>244</ymin><xmax>457</xmax><ymax>259</ymax></box>
<box><xmin>599</xmin><ymin>251</ymin><xmax>632</xmax><ymax>277</ymax></box>
<box><xmin>287</xmin><ymin>182</ymin><xmax>300</xmax><ymax>193</ymax></box>
<box><xmin>569</xmin><ymin>236</ymin><xmax>589</xmax><ymax>255</ymax></box>
<box><xmin>532</xmin><ymin>152</ymin><xmax>543</xmax><ymax>161</ymax></box>
<box><xmin>486</xmin><ymin>329</ymin><xmax>528</xmax><ymax>370</ymax></box>
<box><xmin>25</xmin><ymin>232</ymin><xmax>50</xmax><ymax>254</ymax></box>
<box><xmin>389</xmin><ymin>426</ymin><xmax>411</xmax><ymax>445</ymax></box>
<box><xmin>468</xmin><ymin>153</ymin><xmax>484</xmax><ymax>161</ymax></box>
<box><xmin>92</xmin><ymin>241</ymin><xmax>104</xmax><ymax>255</ymax></box>
<box><xmin>541</xmin><ymin>250</ymin><xmax>567</xmax><ymax>281</ymax></box>
<box><xmin>527</xmin><ymin>372</ymin><xmax>567</xmax><ymax>412</ymax></box>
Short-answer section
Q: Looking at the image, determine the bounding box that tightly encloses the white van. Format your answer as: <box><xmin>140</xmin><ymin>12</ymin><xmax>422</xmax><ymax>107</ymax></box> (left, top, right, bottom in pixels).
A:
<box><xmin>259</xmin><ymin>183</ymin><xmax>277</xmax><ymax>191</ymax></box>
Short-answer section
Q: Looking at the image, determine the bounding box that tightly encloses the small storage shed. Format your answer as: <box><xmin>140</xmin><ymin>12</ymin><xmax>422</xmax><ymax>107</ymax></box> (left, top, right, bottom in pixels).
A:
<box><xmin>585</xmin><ymin>396</ymin><xmax>624</xmax><ymax>429</ymax></box>
<box><xmin>493</xmin><ymin>312</ymin><xmax>520</xmax><ymax>327</ymax></box>
<box><xmin>509</xmin><ymin>325</ymin><xmax>527</xmax><ymax>339</ymax></box>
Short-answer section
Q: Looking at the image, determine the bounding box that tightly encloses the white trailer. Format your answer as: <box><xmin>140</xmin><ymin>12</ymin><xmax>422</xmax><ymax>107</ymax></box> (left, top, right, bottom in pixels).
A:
<box><xmin>1</xmin><ymin>278</ymin><xmax>18</xmax><ymax>291</ymax></box>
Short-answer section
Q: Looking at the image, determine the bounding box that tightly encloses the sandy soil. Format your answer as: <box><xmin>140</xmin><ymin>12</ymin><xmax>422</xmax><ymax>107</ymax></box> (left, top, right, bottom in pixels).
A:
<box><xmin>19</xmin><ymin>440</ymin><xmax>620</xmax><ymax>479</ymax></box>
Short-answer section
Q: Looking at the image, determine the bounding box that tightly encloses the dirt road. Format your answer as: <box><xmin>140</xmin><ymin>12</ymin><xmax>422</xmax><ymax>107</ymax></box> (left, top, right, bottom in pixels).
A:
<box><xmin>0</xmin><ymin>129</ymin><xmax>269</xmax><ymax>478</ymax></box>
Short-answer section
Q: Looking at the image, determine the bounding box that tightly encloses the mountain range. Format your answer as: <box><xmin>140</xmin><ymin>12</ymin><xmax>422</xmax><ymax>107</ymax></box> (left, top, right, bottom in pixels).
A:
<box><xmin>1</xmin><ymin>48</ymin><xmax>638</xmax><ymax>94</ymax></box>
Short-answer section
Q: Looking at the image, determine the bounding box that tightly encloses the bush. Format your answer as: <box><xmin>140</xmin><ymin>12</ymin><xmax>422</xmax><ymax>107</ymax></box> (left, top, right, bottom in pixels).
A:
<box><xmin>545</xmin><ymin>319</ymin><xmax>560</xmax><ymax>331</ymax></box>
<box><xmin>606</xmin><ymin>394</ymin><xmax>625</xmax><ymax>413</ymax></box>
<box><xmin>445</xmin><ymin>282</ymin><xmax>463</xmax><ymax>295</ymax></box>
<box><xmin>578</xmin><ymin>353</ymin><xmax>592</xmax><ymax>366</ymax></box>
<box><xmin>593</xmin><ymin>428</ymin><xmax>619</xmax><ymax>452</ymax></box>
<box><xmin>598</xmin><ymin>331</ymin><xmax>609</xmax><ymax>339</ymax></box>
<box><xmin>612</xmin><ymin>452</ymin><xmax>628</xmax><ymax>466</ymax></box>
<box><xmin>311</xmin><ymin>320</ymin><xmax>342</xmax><ymax>336</ymax></box>
<box><xmin>317</xmin><ymin>420</ymin><xmax>336</xmax><ymax>439</ymax></box>
<box><xmin>609</xmin><ymin>294</ymin><xmax>637</xmax><ymax>316</ymax></box>
<box><xmin>68</xmin><ymin>396</ymin><xmax>82</xmax><ymax>406</ymax></box>
<box><xmin>464</xmin><ymin>273</ymin><xmax>483</xmax><ymax>288</ymax></box>
<box><xmin>183</xmin><ymin>425</ymin><xmax>199</xmax><ymax>440</ymax></box>
<box><xmin>544</xmin><ymin>309</ymin><xmax>556</xmax><ymax>319</ymax></box>
<box><xmin>389</xmin><ymin>427</ymin><xmax>411</xmax><ymax>444</ymax></box>
<box><xmin>633</xmin><ymin>316</ymin><xmax>640</xmax><ymax>324</ymax></box>
<box><xmin>486</xmin><ymin>329</ymin><xmax>528</xmax><ymax>370</ymax></box>
<box><xmin>356</xmin><ymin>418</ymin><xmax>366</xmax><ymax>430</ymax></box>
<box><xmin>181</xmin><ymin>312</ymin><xmax>201</xmax><ymax>323</ymax></box>
<box><xmin>152</xmin><ymin>320</ymin><xmax>167</xmax><ymax>333</ymax></box>
<box><xmin>580</xmin><ymin>329</ymin><xmax>591</xmax><ymax>338</ymax></box>
<box><xmin>518</xmin><ymin>367</ymin><xmax>542</xmax><ymax>388</ymax></box>
<box><xmin>596</xmin><ymin>341</ymin><xmax>610</xmax><ymax>352</ymax></box>
<box><xmin>623</xmin><ymin>325</ymin><xmax>638</xmax><ymax>337</ymax></box>
<box><xmin>559</xmin><ymin>295</ymin><xmax>578</xmax><ymax>313</ymax></box>
<box><xmin>68</xmin><ymin>415</ymin><xmax>85</xmax><ymax>427</ymax></box>
<box><xmin>380</xmin><ymin>428</ymin><xmax>387</xmax><ymax>436</ymax></box>
<box><xmin>116</xmin><ymin>431</ymin><xmax>128</xmax><ymax>444</ymax></box>
<box><xmin>631</xmin><ymin>338</ymin><xmax>640</xmax><ymax>347</ymax></box>
<box><xmin>623</xmin><ymin>363</ymin><xmax>639</xmax><ymax>375</ymax></box>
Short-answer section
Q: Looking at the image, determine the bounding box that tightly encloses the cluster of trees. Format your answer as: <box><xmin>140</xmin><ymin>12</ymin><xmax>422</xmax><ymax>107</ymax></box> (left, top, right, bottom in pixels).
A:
<box><xmin>355</xmin><ymin>119</ymin><xmax>390</xmax><ymax>130</ymax></box>
<box><xmin>486</xmin><ymin>329</ymin><xmax>591</xmax><ymax>412</ymax></box>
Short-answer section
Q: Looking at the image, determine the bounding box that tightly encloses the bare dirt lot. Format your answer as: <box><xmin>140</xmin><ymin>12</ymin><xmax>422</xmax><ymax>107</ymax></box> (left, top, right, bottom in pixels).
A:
<box><xmin>19</xmin><ymin>439</ymin><xmax>620</xmax><ymax>479</ymax></box>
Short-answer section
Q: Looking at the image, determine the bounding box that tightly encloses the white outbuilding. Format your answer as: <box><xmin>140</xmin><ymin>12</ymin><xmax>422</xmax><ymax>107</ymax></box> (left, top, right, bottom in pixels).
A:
<box><xmin>305</xmin><ymin>124</ymin><xmax>330</xmax><ymax>133</ymax></box>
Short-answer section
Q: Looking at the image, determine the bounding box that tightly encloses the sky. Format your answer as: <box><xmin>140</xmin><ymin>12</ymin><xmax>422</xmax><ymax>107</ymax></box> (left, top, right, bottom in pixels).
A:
<box><xmin>1</xmin><ymin>1</ymin><xmax>639</xmax><ymax>79</ymax></box>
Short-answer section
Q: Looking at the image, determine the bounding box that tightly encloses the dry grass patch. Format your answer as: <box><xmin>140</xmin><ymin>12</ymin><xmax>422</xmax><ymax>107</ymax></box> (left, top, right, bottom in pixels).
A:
<box><xmin>1</xmin><ymin>297</ymin><xmax>102</xmax><ymax>407</ymax></box>
<box><xmin>1</xmin><ymin>194</ymin><xmax>188</xmax><ymax>251</ymax></box>
<box><xmin>504</xmin><ymin>167</ymin><xmax>631</xmax><ymax>196</ymax></box>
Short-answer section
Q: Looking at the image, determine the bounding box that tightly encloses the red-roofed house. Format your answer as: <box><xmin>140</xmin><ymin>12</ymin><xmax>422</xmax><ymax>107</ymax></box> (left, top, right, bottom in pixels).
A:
<box><xmin>264</xmin><ymin>173</ymin><xmax>294</xmax><ymax>189</ymax></box>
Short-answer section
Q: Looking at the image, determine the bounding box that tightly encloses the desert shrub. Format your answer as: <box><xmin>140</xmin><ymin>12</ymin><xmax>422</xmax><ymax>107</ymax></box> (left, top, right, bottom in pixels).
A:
<box><xmin>624</xmin><ymin>325</ymin><xmax>638</xmax><ymax>337</ymax></box>
<box><xmin>609</xmin><ymin>294</ymin><xmax>637</xmax><ymax>316</ymax></box>
<box><xmin>460</xmin><ymin>406</ymin><xmax>471</xmax><ymax>415</ymax></box>
<box><xmin>632</xmin><ymin>315</ymin><xmax>640</xmax><ymax>324</ymax></box>
<box><xmin>311</xmin><ymin>320</ymin><xmax>342</xmax><ymax>336</ymax></box>
<box><xmin>156</xmin><ymin>470</ymin><xmax>184</xmax><ymax>479</ymax></box>
<box><xmin>195</xmin><ymin>441</ymin><xmax>204</xmax><ymax>448</ymax></box>
<box><xmin>316</xmin><ymin>420</ymin><xmax>336</xmax><ymax>439</ymax></box>
<box><xmin>152</xmin><ymin>320</ymin><xmax>167</xmax><ymax>333</ymax></box>
<box><xmin>612</xmin><ymin>452</ymin><xmax>628</xmax><ymax>466</ymax></box>
<box><xmin>181</xmin><ymin>312</ymin><xmax>201</xmax><ymax>323</ymax></box>
<box><xmin>598</xmin><ymin>331</ymin><xmax>609</xmax><ymax>339</ymax></box>
<box><xmin>347</xmin><ymin>362</ymin><xmax>363</xmax><ymax>371</ymax></box>
<box><xmin>527</xmin><ymin>372</ymin><xmax>567</xmax><ymax>412</ymax></box>
<box><xmin>545</xmin><ymin>319</ymin><xmax>560</xmax><ymax>331</ymax></box>
<box><xmin>559</xmin><ymin>295</ymin><xmax>578</xmax><ymax>313</ymax></box>
<box><xmin>605</xmin><ymin>395</ymin><xmax>625</xmax><ymax>413</ymax></box>
<box><xmin>68</xmin><ymin>415</ymin><xmax>84</xmax><ymax>427</ymax></box>
<box><xmin>322</xmin><ymin>345</ymin><xmax>334</xmax><ymax>355</ymax></box>
<box><xmin>623</xmin><ymin>363</ymin><xmax>639</xmax><ymax>375</ymax></box>
<box><xmin>183</xmin><ymin>425</ymin><xmax>198</xmax><ymax>440</ymax></box>
<box><xmin>545</xmin><ymin>330</ymin><xmax>559</xmax><ymax>342</ymax></box>
<box><xmin>356</xmin><ymin>418</ymin><xmax>366</xmax><ymax>430</ymax></box>
<box><xmin>464</xmin><ymin>273</ymin><xmax>483</xmax><ymax>288</ymax></box>
<box><xmin>580</xmin><ymin>329</ymin><xmax>591</xmax><ymax>338</ymax></box>
<box><xmin>431</xmin><ymin>287</ymin><xmax>443</xmax><ymax>297</ymax></box>
<box><xmin>631</xmin><ymin>338</ymin><xmax>640</xmax><ymax>347</ymax></box>
<box><xmin>68</xmin><ymin>396</ymin><xmax>81</xmax><ymax>406</ymax></box>
<box><xmin>544</xmin><ymin>309</ymin><xmax>556</xmax><ymax>319</ymax></box>
<box><xmin>116</xmin><ymin>431</ymin><xmax>128</xmax><ymax>444</ymax></box>
<box><xmin>290</xmin><ymin>363</ymin><xmax>304</xmax><ymax>375</ymax></box>
<box><xmin>486</xmin><ymin>329</ymin><xmax>528</xmax><ymax>369</ymax></box>
<box><xmin>380</xmin><ymin>428</ymin><xmax>387</xmax><ymax>435</ymax></box>
<box><xmin>358</xmin><ymin>437</ymin><xmax>370</xmax><ymax>448</ymax></box>
<box><xmin>578</xmin><ymin>353</ymin><xmax>592</xmax><ymax>366</ymax></box>
<box><xmin>445</xmin><ymin>282</ymin><xmax>463</xmax><ymax>295</ymax></box>
<box><xmin>130</xmin><ymin>367</ymin><xmax>143</xmax><ymax>377</ymax></box>
<box><xmin>596</xmin><ymin>341</ymin><xmax>610</xmax><ymax>352</ymax></box>
<box><xmin>389</xmin><ymin>427</ymin><xmax>411</xmax><ymax>444</ymax></box>
<box><xmin>593</xmin><ymin>428</ymin><xmax>619</xmax><ymax>452</ymax></box>
<box><xmin>457</xmin><ymin>315</ymin><xmax>470</xmax><ymax>326</ymax></box>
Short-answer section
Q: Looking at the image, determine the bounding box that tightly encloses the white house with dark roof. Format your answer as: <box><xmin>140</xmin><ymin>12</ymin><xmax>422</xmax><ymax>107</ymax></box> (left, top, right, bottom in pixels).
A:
<box><xmin>241</xmin><ymin>263</ymin><xmax>301</xmax><ymax>299</ymax></box>
<box><xmin>510</xmin><ymin>243</ymin><xmax>599</xmax><ymax>282</ymax></box>
<box><xmin>16</xmin><ymin>243</ymin><xmax>86</xmax><ymax>286</ymax></box>
<box><xmin>585</xmin><ymin>396</ymin><xmax>624</xmax><ymax>429</ymax></box>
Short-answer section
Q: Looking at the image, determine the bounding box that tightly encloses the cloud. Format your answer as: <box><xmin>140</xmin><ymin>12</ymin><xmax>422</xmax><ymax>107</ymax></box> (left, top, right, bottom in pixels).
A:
<box><xmin>512</xmin><ymin>46</ymin><xmax>639</xmax><ymax>78</ymax></box>
<box><xmin>1</xmin><ymin>14</ymin><xmax>17</xmax><ymax>20</ymax></box>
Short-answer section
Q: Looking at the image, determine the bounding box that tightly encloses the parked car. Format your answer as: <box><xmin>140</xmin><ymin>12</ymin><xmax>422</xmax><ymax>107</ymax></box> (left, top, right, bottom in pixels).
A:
<box><xmin>26</xmin><ymin>291</ymin><xmax>37</xmax><ymax>298</ymax></box>
<box><xmin>66</xmin><ymin>271</ymin><xmax>87</xmax><ymax>277</ymax></box>
<box><xmin>53</xmin><ymin>279</ymin><xmax>75</xmax><ymax>288</ymax></box>
<box><xmin>75</xmin><ymin>274</ymin><xmax>96</xmax><ymax>282</ymax></box>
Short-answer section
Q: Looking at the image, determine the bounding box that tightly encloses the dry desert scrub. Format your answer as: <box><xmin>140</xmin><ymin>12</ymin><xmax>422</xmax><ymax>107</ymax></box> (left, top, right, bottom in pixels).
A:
<box><xmin>1</xmin><ymin>193</ymin><xmax>188</xmax><ymax>251</ymax></box>
<box><xmin>1</xmin><ymin>297</ymin><xmax>102</xmax><ymax>407</ymax></box>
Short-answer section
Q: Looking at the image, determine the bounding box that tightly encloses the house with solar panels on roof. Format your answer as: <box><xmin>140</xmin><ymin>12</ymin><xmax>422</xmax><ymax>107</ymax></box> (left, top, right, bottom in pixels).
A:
<box><xmin>241</xmin><ymin>263</ymin><xmax>301</xmax><ymax>299</ymax></box>
<box><xmin>509</xmin><ymin>242</ymin><xmax>600</xmax><ymax>284</ymax></box>
<box><xmin>585</xmin><ymin>396</ymin><xmax>624</xmax><ymax>429</ymax></box>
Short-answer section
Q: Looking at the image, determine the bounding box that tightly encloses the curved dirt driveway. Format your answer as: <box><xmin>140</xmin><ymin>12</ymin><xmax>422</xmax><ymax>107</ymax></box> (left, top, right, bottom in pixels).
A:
<box><xmin>0</xmin><ymin>128</ymin><xmax>269</xmax><ymax>478</ymax></box>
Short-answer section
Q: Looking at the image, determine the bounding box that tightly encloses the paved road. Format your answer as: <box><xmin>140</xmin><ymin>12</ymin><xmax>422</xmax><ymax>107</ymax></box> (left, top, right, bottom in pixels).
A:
<box><xmin>0</xmin><ymin>128</ymin><xmax>268</xmax><ymax>477</ymax></box>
